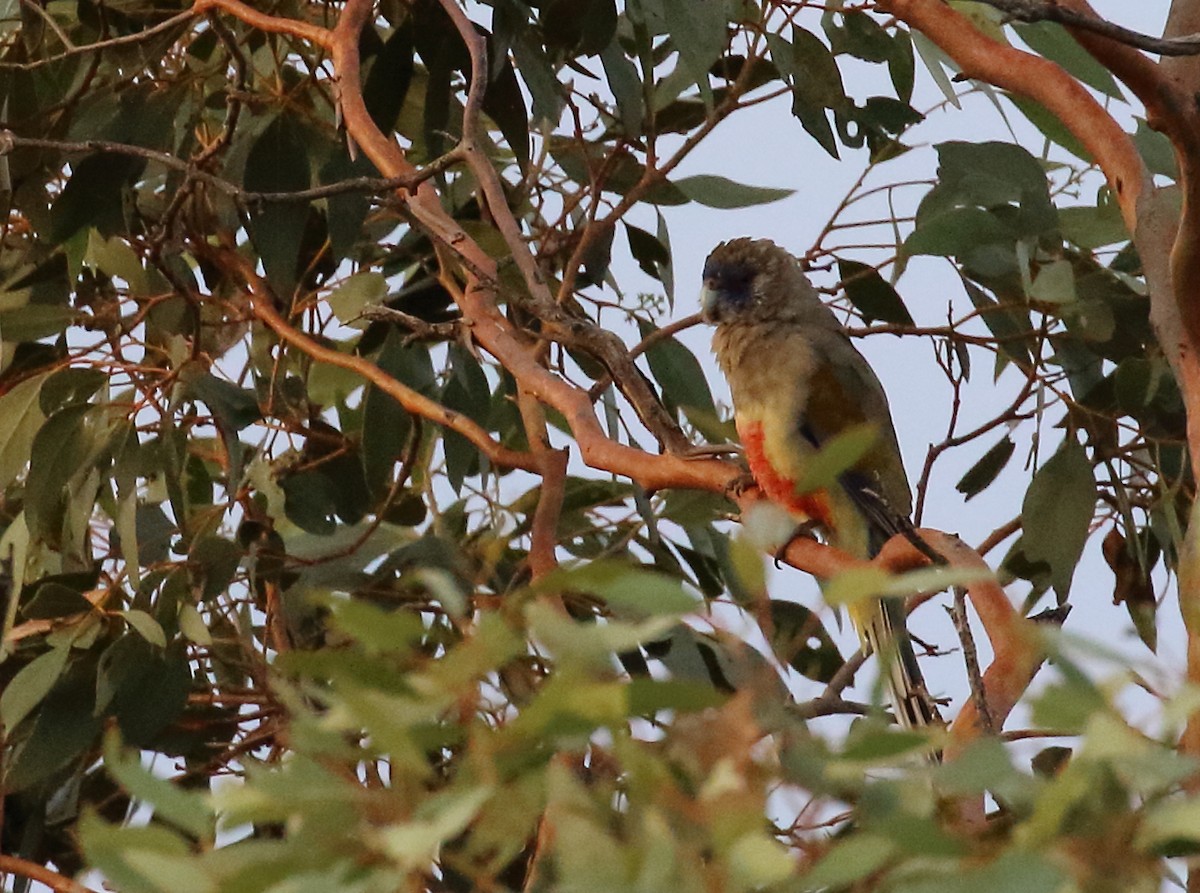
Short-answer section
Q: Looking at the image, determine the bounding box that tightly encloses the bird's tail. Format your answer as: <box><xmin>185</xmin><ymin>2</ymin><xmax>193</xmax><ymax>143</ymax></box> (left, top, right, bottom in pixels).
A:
<box><xmin>854</xmin><ymin>596</ymin><xmax>943</xmax><ymax>731</ymax></box>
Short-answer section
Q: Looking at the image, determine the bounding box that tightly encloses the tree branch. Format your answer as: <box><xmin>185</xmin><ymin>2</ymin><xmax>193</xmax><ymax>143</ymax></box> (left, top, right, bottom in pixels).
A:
<box><xmin>0</xmin><ymin>855</ymin><xmax>98</xmax><ymax>893</ymax></box>
<box><xmin>976</xmin><ymin>0</ymin><xmax>1200</xmax><ymax>56</ymax></box>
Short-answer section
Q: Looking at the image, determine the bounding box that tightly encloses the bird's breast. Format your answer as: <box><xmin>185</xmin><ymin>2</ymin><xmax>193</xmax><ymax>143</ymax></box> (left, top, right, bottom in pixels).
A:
<box><xmin>738</xmin><ymin>418</ymin><xmax>834</xmax><ymax>527</ymax></box>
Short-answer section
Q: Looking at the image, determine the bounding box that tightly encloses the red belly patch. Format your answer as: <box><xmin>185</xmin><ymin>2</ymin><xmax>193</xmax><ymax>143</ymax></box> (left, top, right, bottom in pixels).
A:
<box><xmin>738</xmin><ymin>420</ymin><xmax>834</xmax><ymax>529</ymax></box>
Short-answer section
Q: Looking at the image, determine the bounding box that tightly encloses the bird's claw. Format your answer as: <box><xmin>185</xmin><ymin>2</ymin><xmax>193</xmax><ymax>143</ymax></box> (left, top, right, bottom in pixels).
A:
<box><xmin>725</xmin><ymin>470</ymin><xmax>757</xmax><ymax>499</ymax></box>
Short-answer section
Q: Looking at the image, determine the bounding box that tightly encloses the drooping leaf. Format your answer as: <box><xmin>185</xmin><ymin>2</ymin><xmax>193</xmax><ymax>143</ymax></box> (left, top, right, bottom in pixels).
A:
<box><xmin>1022</xmin><ymin>440</ymin><xmax>1095</xmax><ymax>598</ymax></box>
<box><xmin>638</xmin><ymin>321</ymin><xmax>724</xmax><ymax>441</ymax></box>
<box><xmin>49</xmin><ymin>153</ymin><xmax>144</xmax><ymax>244</ymax></box>
<box><xmin>244</xmin><ymin>112</ymin><xmax>313</xmax><ymax>297</ymax></box>
<box><xmin>0</xmin><ymin>645</ymin><xmax>71</xmax><ymax>730</ymax></box>
<box><xmin>956</xmin><ymin>436</ymin><xmax>1016</xmax><ymax>500</ymax></box>
<box><xmin>837</xmin><ymin>258</ymin><xmax>913</xmax><ymax>325</ymax></box>
<box><xmin>363</xmin><ymin>20</ymin><xmax>415</xmax><ymax>136</ymax></box>
<box><xmin>0</xmin><ymin>371</ymin><xmax>47</xmax><ymax>491</ymax></box>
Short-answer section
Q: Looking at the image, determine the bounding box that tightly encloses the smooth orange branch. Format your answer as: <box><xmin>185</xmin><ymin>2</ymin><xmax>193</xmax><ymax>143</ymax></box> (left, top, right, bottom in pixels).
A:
<box><xmin>516</xmin><ymin>384</ymin><xmax>568</xmax><ymax>579</ymax></box>
<box><xmin>528</xmin><ymin>444</ymin><xmax>569</xmax><ymax>579</ymax></box>
<box><xmin>879</xmin><ymin>0</ymin><xmax>1150</xmax><ymax>231</ymax></box>
<box><xmin>192</xmin><ymin>0</ymin><xmax>331</xmax><ymax>47</ymax></box>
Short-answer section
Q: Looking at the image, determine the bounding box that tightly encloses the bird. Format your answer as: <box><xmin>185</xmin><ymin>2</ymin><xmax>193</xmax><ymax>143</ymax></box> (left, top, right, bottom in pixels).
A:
<box><xmin>700</xmin><ymin>237</ymin><xmax>941</xmax><ymax>730</ymax></box>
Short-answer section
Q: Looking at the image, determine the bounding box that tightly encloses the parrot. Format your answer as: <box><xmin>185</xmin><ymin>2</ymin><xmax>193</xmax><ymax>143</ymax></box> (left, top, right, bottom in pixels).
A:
<box><xmin>700</xmin><ymin>237</ymin><xmax>941</xmax><ymax>730</ymax></box>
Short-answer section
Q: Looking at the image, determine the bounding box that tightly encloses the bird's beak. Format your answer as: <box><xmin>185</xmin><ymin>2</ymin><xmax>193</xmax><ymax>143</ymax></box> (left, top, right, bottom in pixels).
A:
<box><xmin>700</xmin><ymin>282</ymin><xmax>721</xmax><ymax>323</ymax></box>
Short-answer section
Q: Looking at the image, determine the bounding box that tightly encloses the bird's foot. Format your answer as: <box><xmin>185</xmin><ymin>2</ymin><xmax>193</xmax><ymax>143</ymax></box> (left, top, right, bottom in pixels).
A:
<box><xmin>725</xmin><ymin>470</ymin><xmax>758</xmax><ymax>499</ymax></box>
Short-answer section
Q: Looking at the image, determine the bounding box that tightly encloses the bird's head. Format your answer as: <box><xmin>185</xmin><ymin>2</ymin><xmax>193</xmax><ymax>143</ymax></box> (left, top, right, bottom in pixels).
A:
<box><xmin>700</xmin><ymin>238</ymin><xmax>819</xmax><ymax>326</ymax></box>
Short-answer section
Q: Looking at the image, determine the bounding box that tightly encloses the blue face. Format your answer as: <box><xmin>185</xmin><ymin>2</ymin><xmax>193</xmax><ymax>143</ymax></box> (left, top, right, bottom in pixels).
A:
<box><xmin>700</xmin><ymin>257</ymin><xmax>755</xmax><ymax>322</ymax></box>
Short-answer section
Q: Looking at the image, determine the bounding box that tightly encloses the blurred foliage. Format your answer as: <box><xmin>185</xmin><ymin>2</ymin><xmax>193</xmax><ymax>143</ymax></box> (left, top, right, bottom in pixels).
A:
<box><xmin>0</xmin><ymin>0</ymin><xmax>1191</xmax><ymax>891</ymax></box>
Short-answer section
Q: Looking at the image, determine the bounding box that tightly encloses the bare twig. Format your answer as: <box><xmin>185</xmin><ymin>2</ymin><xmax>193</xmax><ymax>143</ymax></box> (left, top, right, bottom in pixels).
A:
<box><xmin>359</xmin><ymin>306</ymin><xmax>461</xmax><ymax>342</ymax></box>
<box><xmin>947</xmin><ymin>588</ymin><xmax>995</xmax><ymax>735</ymax></box>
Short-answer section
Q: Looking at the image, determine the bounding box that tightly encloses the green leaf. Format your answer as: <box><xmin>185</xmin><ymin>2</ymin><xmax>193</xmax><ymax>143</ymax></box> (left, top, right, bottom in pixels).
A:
<box><xmin>244</xmin><ymin>112</ymin><xmax>312</xmax><ymax>296</ymax></box>
<box><xmin>625</xmin><ymin>223</ymin><xmax>670</xmax><ymax>281</ymax></box>
<box><xmin>1009</xmin><ymin>93</ymin><xmax>1091</xmax><ymax>160</ymax></box>
<box><xmin>49</xmin><ymin>152</ymin><xmax>144</xmax><ymax>244</ymax></box>
<box><xmin>78</xmin><ymin>812</ymin><xmax>197</xmax><ymax>893</ymax></box>
<box><xmin>22</xmin><ymin>581</ymin><xmax>94</xmax><ymax>619</ymax></box>
<box><xmin>1138</xmin><ymin>796</ymin><xmax>1200</xmax><ymax>855</ymax></box>
<box><xmin>0</xmin><ymin>371</ymin><xmax>47</xmax><ymax>491</ymax></box>
<box><xmin>328</xmin><ymin>271</ymin><xmax>388</xmax><ymax>324</ymax></box>
<box><xmin>362</xmin><ymin>20</ymin><xmax>415</xmax><ymax>136</ymax></box>
<box><xmin>888</xmin><ymin>29</ymin><xmax>915</xmax><ymax>104</ymax></box>
<box><xmin>1028</xmin><ymin>259</ymin><xmax>1076</xmax><ymax>304</ymax></box>
<box><xmin>5</xmin><ymin>657</ymin><xmax>102</xmax><ymax>790</ymax></box>
<box><xmin>177</xmin><ymin>602</ymin><xmax>212</xmax><ymax>646</ymax></box>
<box><xmin>674</xmin><ymin>174</ymin><xmax>793</xmax><ymax>209</ymax></box>
<box><xmin>542</xmin><ymin>0</ymin><xmax>618</xmax><ymax>57</ymax></box>
<box><xmin>1133</xmin><ymin>118</ymin><xmax>1178</xmax><ymax>180</ymax></box>
<box><xmin>362</xmin><ymin>330</ymin><xmax>431</xmax><ymax>497</ymax></box>
<box><xmin>768</xmin><ymin>600</ymin><xmax>843</xmax><ymax>683</ymax></box>
<box><xmin>441</xmin><ymin>344</ymin><xmax>492</xmax><ymax>493</ymax></box>
<box><xmin>826</xmin><ymin>10</ymin><xmax>893</xmax><ymax>62</ymax></box>
<box><xmin>189</xmin><ymin>535</ymin><xmax>243</xmax><ymax>602</ymax></box>
<box><xmin>26</xmin><ymin>404</ymin><xmax>102</xmax><ymax>545</ymax></box>
<box><xmin>283</xmin><ymin>469</ymin><xmax>340</xmax><ymax>535</ymax></box>
<box><xmin>659</xmin><ymin>0</ymin><xmax>727</xmax><ymax>104</ymax></box>
<box><xmin>772</xmin><ymin>26</ymin><xmax>845</xmax><ymax>107</ymax></box>
<box><xmin>85</xmin><ymin>230</ymin><xmax>149</xmax><ymax>295</ymax></box>
<box><xmin>639</xmin><ymin>322</ymin><xmax>723</xmax><ymax>440</ymax></box>
<box><xmin>796</xmin><ymin>422</ymin><xmax>881</xmax><ymax>493</ymax></box>
<box><xmin>959</xmin><ymin>850</ymin><xmax>1067</xmax><ymax>893</ymax></box>
<box><xmin>960</xmin><ymin>276</ymin><xmax>1033</xmax><ymax>367</ymax></box>
<box><xmin>956</xmin><ymin>436</ymin><xmax>1016</xmax><ymax>500</ymax></box>
<box><xmin>626</xmin><ymin>678</ymin><xmax>726</xmax><ymax>714</ymax></box>
<box><xmin>904</xmin><ymin>206</ymin><xmax>1013</xmax><ymax>257</ymax></box>
<box><xmin>600</xmin><ymin>37</ymin><xmax>644</xmax><ymax>136</ymax></box>
<box><xmin>1022</xmin><ymin>441</ymin><xmax>1095</xmax><ymax>597</ymax></box>
<box><xmin>802</xmin><ymin>834</ymin><xmax>895</xmax><ymax>889</ymax></box>
<box><xmin>0</xmin><ymin>303</ymin><xmax>76</xmax><ymax>341</ymax></box>
<box><xmin>0</xmin><ymin>645</ymin><xmax>70</xmax><ymax>729</ymax></box>
<box><xmin>1013</xmin><ymin>22</ymin><xmax>1122</xmax><ymax>99</ymax></box>
<box><xmin>536</xmin><ymin>561</ymin><xmax>700</xmax><ymax>618</ymax></box>
<box><xmin>912</xmin><ymin>30</ymin><xmax>961</xmax><ymax>109</ymax></box>
<box><xmin>100</xmin><ymin>637</ymin><xmax>191</xmax><ymax>745</ymax></box>
<box><xmin>104</xmin><ymin>733</ymin><xmax>215</xmax><ymax>840</ymax></box>
<box><xmin>1059</xmin><ymin>200</ymin><xmax>1129</xmax><ymax>250</ymax></box>
<box><xmin>122</xmin><ymin>609</ymin><xmax>168</xmax><ymax>648</ymax></box>
<box><xmin>40</xmin><ymin>367</ymin><xmax>107</xmax><ymax>414</ymax></box>
<box><xmin>837</xmin><ymin>258</ymin><xmax>913</xmax><ymax>324</ymax></box>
